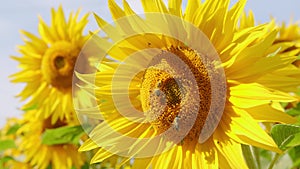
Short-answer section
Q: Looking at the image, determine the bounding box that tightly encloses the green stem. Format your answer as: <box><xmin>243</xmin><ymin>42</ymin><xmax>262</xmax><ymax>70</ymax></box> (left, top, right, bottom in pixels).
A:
<box><xmin>267</xmin><ymin>153</ymin><xmax>281</xmax><ymax>169</ymax></box>
<box><xmin>253</xmin><ymin>147</ymin><xmax>261</xmax><ymax>169</ymax></box>
<box><xmin>91</xmin><ymin>164</ymin><xmax>97</xmax><ymax>169</ymax></box>
<box><xmin>85</xmin><ymin>151</ymin><xmax>97</xmax><ymax>169</ymax></box>
<box><xmin>242</xmin><ymin>144</ymin><xmax>257</xmax><ymax>169</ymax></box>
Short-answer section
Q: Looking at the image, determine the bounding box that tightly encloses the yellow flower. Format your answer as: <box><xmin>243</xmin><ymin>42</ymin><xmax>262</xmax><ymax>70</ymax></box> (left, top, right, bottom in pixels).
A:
<box><xmin>0</xmin><ymin>118</ymin><xmax>20</xmax><ymax>140</ymax></box>
<box><xmin>10</xmin><ymin>6</ymin><xmax>89</xmax><ymax>123</ymax></box>
<box><xmin>277</xmin><ymin>22</ymin><xmax>300</xmax><ymax>43</ymax></box>
<box><xmin>240</xmin><ymin>12</ymin><xmax>300</xmax><ymax>92</ymax></box>
<box><xmin>270</xmin><ymin>21</ymin><xmax>300</xmax><ymax>110</ymax></box>
<box><xmin>77</xmin><ymin>0</ymin><xmax>299</xmax><ymax>168</ymax></box>
<box><xmin>0</xmin><ymin>118</ymin><xmax>22</xmax><ymax>157</ymax></box>
<box><xmin>0</xmin><ymin>119</ymin><xmax>31</xmax><ymax>169</ymax></box>
<box><xmin>18</xmin><ymin>111</ymin><xmax>84</xmax><ymax>169</ymax></box>
<box><xmin>276</xmin><ymin>22</ymin><xmax>300</xmax><ymax>67</ymax></box>
<box><xmin>3</xmin><ymin>161</ymin><xmax>31</xmax><ymax>169</ymax></box>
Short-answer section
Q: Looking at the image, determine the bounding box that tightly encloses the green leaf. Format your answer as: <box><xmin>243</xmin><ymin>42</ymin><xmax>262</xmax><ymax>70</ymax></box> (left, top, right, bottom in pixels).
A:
<box><xmin>46</xmin><ymin>164</ymin><xmax>52</xmax><ymax>169</ymax></box>
<box><xmin>41</xmin><ymin>125</ymin><xmax>85</xmax><ymax>145</ymax></box>
<box><xmin>280</xmin><ymin>102</ymin><xmax>289</xmax><ymax>108</ymax></box>
<box><xmin>242</xmin><ymin>145</ymin><xmax>258</xmax><ymax>169</ymax></box>
<box><xmin>0</xmin><ymin>156</ymin><xmax>14</xmax><ymax>169</ymax></box>
<box><xmin>270</xmin><ymin>124</ymin><xmax>300</xmax><ymax>150</ymax></box>
<box><xmin>0</xmin><ymin>140</ymin><xmax>16</xmax><ymax>151</ymax></box>
<box><xmin>252</xmin><ymin>147</ymin><xmax>261</xmax><ymax>169</ymax></box>
<box><xmin>286</xmin><ymin>102</ymin><xmax>300</xmax><ymax>116</ymax></box>
<box><xmin>260</xmin><ymin>149</ymin><xmax>272</xmax><ymax>161</ymax></box>
<box><xmin>0</xmin><ymin>156</ymin><xmax>14</xmax><ymax>163</ymax></box>
<box><xmin>22</xmin><ymin>104</ymin><xmax>38</xmax><ymax>111</ymax></box>
<box><xmin>286</xmin><ymin>133</ymin><xmax>300</xmax><ymax>147</ymax></box>
<box><xmin>6</xmin><ymin>124</ymin><xmax>21</xmax><ymax>135</ymax></box>
<box><xmin>296</xmin><ymin>88</ymin><xmax>300</xmax><ymax>97</ymax></box>
<box><xmin>288</xmin><ymin>146</ymin><xmax>300</xmax><ymax>167</ymax></box>
<box><xmin>80</xmin><ymin>163</ymin><xmax>89</xmax><ymax>169</ymax></box>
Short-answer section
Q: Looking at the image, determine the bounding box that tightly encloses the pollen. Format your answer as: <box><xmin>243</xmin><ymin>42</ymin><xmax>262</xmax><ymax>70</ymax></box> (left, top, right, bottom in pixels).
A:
<box><xmin>140</xmin><ymin>45</ymin><xmax>217</xmax><ymax>148</ymax></box>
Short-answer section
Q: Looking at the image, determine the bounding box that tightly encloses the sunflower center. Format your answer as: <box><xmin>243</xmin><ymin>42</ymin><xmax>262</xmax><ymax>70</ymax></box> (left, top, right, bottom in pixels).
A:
<box><xmin>42</xmin><ymin>41</ymin><xmax>80</xmax><ymax>91</ymax></box>
<box><xmin>140</xmin><ymin>45</ymin><xmax>214</xmax><ymax>146</ymax></box>
<box><xmin>54</xmin><ymin>56</ymin><xmax>66</xmax><ymax>69</ymax></box>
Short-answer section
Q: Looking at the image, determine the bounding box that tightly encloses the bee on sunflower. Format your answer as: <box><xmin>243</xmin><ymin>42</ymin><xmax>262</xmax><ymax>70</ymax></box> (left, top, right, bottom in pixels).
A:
<box><xmin>74</xmin><ymin>0</ymin><xmax>300</xmax><ymax>168</ymax></box>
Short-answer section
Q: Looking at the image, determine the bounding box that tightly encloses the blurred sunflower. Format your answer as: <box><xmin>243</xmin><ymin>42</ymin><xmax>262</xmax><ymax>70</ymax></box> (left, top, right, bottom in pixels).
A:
<box><xmin>276</xmin><ymin>22</ymin><xmax>300</xmax><ymax>67</ymax></box>
<box><xmin>17</xmin><ymin>111</ymin><xmax>84</xmax><ymax>169</ymax></box>
<box><xmin>10</xmin><ymin>6</ymin><xmax>89</xmax><ymax>123</ymax></box>
<box><xmin>78</xmin><ymin>0</ymin><xmax>299</xmax><ymax>168</ymax></box>
<box><xmin>0</xmin><ymin>118</ymin><xmax>30</xmax><ymax>169</ymax></box>
<box><xmin>271</xmin><ymin>22</ymin><xmax>300</xmax><ymax>109</ymax></box>
<box><xmin>2</xmin><ymin>160</ymin><xmax>31</xmax><ymax>169</ymax></box>
<box><xmin>276</xmin><ymin>22</ymin><xmax>300</xmax><ymax>45</ymax></box>
<box><xmin>240</xmin><ymin>12</ymin><xmax>300</xmax><ymax>94</ymax></box>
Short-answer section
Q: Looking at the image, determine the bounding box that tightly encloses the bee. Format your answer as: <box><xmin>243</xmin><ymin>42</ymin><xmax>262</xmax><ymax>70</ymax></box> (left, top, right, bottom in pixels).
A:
<box><xmin>154</xmin><ymin>89</ymin><xmax>161</xmax><ymax>96</ymax></box>
<box><xmin>174</xmin><ymin>115</ymin><xmax>180</xmax><ymax>131</ymax></box>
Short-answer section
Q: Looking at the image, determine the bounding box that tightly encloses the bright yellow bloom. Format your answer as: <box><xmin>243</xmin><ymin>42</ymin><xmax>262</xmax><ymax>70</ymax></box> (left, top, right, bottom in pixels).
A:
<box><xmin>276</xmin><ymin>22</ymin><xmax>300</xmax><ymax>66</ymax></box>
<box><xmin>271</xmin><ymin>21</ymin><xmax>300</xmax><ymax>110</ymax></box>
<box><xmin>18</xmin><ymin>111</ymin><xmax>84</xmax><ymax>169</ymax></box>
<box><xmin>277</xmin><ymin>22</ymin><xmax>300</xmax><ymax>43</ymax></box>
<box><xmin>11</xmin><ymin>6</ymin><xmax>89</xmax><ymax>123</ymax></box>
<box><xmin>77</xmin><ymin>0</ymin><xmax>299</xmax><ymax>168</ymax></box>
<box><xmin>240</xmin><ymin>12</ymin><xmax>300</xmax><ymax>92</ymax></box>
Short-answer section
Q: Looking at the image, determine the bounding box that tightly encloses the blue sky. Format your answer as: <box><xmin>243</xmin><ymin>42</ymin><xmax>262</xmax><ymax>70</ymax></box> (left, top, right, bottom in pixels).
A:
<box><xmin>0</xmin><ymin>0</ymin><xmax>299</xmax><ymax>127</ymax></box>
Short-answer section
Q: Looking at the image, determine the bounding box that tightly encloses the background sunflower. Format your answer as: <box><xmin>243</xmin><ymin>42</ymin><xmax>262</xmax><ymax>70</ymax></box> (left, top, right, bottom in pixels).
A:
<box><xmin>10</xmin><ymin>6</ymin><xmax>89</xmax><ymax>123</ymax></box>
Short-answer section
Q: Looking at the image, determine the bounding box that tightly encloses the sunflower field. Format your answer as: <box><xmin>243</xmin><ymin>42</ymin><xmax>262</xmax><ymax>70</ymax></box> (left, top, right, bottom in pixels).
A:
<box><xmin>1</xmin><ymin>0</ymin><xmax>300</xmax><ymax>169</ymax></box>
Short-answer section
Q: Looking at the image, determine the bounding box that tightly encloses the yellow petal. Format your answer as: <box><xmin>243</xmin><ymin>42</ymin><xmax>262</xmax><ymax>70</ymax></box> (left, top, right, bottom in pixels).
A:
<box><xmin>195</xmin><ymin>139</ymin><xmax>218</xmax><ymax>169</ymax></box>
<box><xmin>132</xmin><ymin>158</ymin><xmax>152</xmax><ymax>169</ymax></box>
<box><xmin>91</xmin><ymin>148</ymin><xmax>115</xmax><ymax>163</ymax></box>
<box><xmin>229</xmin><ymin>83</ymin><xmax>297</xmax><ymax>108</ymax></box>
<box><xmin>220</xmin><ymin>106</ymin><xmax>281</xmax><ymax>153</ymax></box>
<box><xmin>184</xmin><ymin>0</ymin><xmax>200</xmax><ymax>22</ymax></box>
<box><xmin>246</xmin><ymin>104</ymin><xmax>297</xmax><ymax>124</ymax></box>
<box><xmin>213</xmin><ymin>130</ymin><xmax>248</xmax><ymax>169</ymax></box>
<box><xmin>141</xmin><ymin>0</ymin><xmax>168</xmax><ymax>13</ymax></box>
<box><xmin>168</xmin><ymin>0</ymin><xmax>183</xmax><ymax>16</ymax></box>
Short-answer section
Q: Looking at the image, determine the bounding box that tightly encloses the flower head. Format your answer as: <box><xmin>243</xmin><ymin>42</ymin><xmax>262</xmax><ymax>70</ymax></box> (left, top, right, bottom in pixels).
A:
<box><xmin>76</xmin><ymin>0</ymin><xmax>299</xmax><ymax>168</ymax></box>
<box><xmin>11</xmin><ymin>6</ymin><xmax>89</xmax><ymax>123</ymax></box>
<box><xmin>17</xmin><ymin>111</ymin><xmax>84</xmax><ymax>169</ymax></box>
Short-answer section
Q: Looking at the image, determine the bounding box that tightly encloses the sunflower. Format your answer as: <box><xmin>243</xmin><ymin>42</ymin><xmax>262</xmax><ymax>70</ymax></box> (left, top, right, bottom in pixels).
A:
<box><xmin>2</xmin><ymin>160</ymin><xmax>31</xmax><ymax>169</ymax></box>
<box><xmin>17</xmin><ymin>111</ymin><xmax>132</xmax><ymax>169</ymax></box>
<box><xmin>77</xmin><ymin>0</ymin><xmax>299</xmax><ymax>168</ymax></box>
<box><xmin>276</xmin><ymin>22</ymin><xmax>300</xmax><ymax>67</ymax></box>
<box><xmin>0</xmin><ymin>118</ymin><xmax>22</xmax><ymax>164</ymax></box>
<box><xmin>10</xmin><ymin>6</ymin><xmax>89</xmax><ymax>123</ymax></box>
<box><xmin>240</xmin><ymin>13</ymin><xmax>300</xmax><ymax>93</ymax></box>
<box><xmin>0</xmin><ymin>118</ymin><xmax>32</xmax><ymax>169</ymax></box>
<box><xmin>270</xmin><ymin>21</ymin><xmax>300</xmax><ymax>109</ymax></box>
<box><xmin>17</xmin><ymin>111</ymin><xmax>84</xmax><ymax>169</ymax></box>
